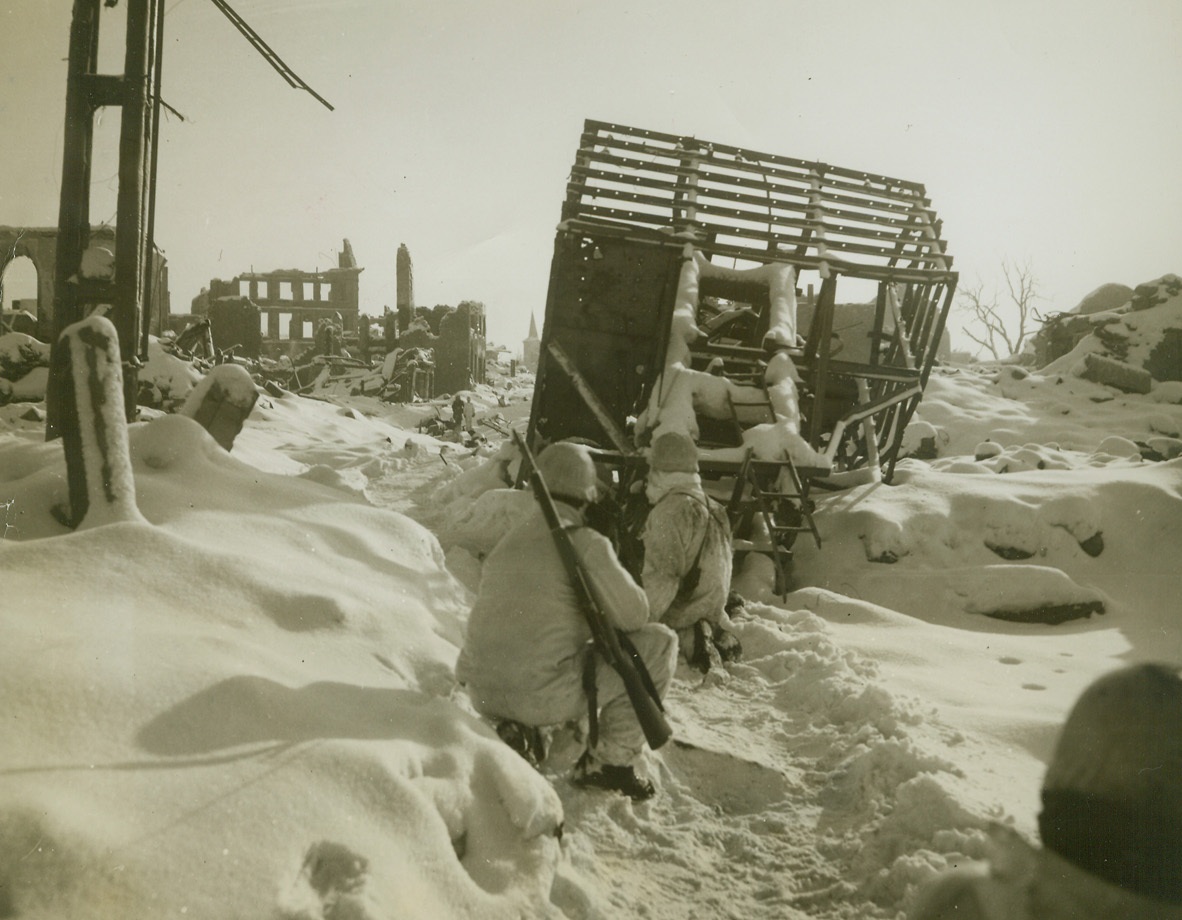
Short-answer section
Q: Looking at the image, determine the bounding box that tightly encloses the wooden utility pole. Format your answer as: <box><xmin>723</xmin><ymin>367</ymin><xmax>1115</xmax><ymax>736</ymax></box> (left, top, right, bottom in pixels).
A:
<box><xmin>47</xmin><ymin>0</ymin><xmax>165</xmax><ymax>439</ymax></box>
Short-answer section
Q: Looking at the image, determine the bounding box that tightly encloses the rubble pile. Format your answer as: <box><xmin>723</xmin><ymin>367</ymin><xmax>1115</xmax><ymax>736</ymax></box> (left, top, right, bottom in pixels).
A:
<box><xmin>1033</xmin><ymin>274</ymin><xmax>1182</xmax><ymax>388</ymax></box>
<box><xmin>0</xmin><ymin>333</ymin><xmax>50</xmax><ymax>405</ymax></box>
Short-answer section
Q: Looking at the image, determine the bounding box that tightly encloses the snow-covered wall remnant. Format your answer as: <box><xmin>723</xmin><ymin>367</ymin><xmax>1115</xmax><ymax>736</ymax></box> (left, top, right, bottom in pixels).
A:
<box><xmin>178</xmin><ymin>364</ymin><xmax>260</xmax><ymax>451</ymax></box>
<box><xmin>57</xmin><ymin>315</ymin><xmax>146</xmax><ymax>530</ymax></box>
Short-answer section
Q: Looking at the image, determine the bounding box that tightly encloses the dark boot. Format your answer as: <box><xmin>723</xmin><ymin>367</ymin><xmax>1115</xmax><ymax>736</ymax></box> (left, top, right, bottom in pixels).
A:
<box><xmin>724</xmin><ymin>591</ymin><xmax>748</xmax><ymax>617</ymax></box>
<box><xmin>713</xmin><ymin>625</ymin><xmax>742</xmax><ymax>663</ymax></box>
<box><xmin>688</xmin><ymin>619</ymin><xmax>722</xmax><ymax>673</ymax></box>
<box><xmin>496</xmin><ymin>720</ymin><xmax>546</xmax><ymax>768</ymax></box>
<box><xmin>571</xmin><ymin>750</ymin><xmax>655</xmax><ymax>801</ymax></box>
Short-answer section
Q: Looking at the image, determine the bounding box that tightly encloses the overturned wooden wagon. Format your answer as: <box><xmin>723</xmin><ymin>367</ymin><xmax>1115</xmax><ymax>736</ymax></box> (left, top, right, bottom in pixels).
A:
<box><xmin>526</xmin><ymin>120</ymin><xmax>957</xmax><ymax>589</ymax></box>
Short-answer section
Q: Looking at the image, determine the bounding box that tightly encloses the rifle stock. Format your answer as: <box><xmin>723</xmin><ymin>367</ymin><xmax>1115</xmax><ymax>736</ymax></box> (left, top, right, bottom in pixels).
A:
<box><xmin>514</xmin><ymin>433</ymin><xmax>672</xmax><ymax>750</ymax></box>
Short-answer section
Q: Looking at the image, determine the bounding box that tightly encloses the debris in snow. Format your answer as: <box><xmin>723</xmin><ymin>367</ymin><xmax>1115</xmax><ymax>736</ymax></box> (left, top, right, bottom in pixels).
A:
<box><xmin>982</xmin><ymin>598</ymin><xmax>1105</xmax><ymax>625</ymax></box>
<box><xmin>139</xmin><ymin>337</ymin><xmax>204</xmax><ymax>410</ymax></box>
<box><xmin>178</xmin><ymin>363</ymin><xmax>260</xmax><ymax>451</ymax></box>
<box><xmin>0</xmin><ymin>332</ymin><xmax>50</xmax><ymax>385</ymax></box>
<box><xmin>1078</xmin><ymin>353</ymin><xmax>1152</xmax><ymax>394</ymax></box>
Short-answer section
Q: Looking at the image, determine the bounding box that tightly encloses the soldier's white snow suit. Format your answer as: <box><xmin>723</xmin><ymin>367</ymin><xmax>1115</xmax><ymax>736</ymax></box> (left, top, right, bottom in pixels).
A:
<box><xmin>457</xmin><ymin>500</ymin><xmax>677</xmax><ymax>766</ymax></box>
<box><xmin>641</xmin><ymin>474</ymin><xmax>732</xmax><ymax>632</ymax></box>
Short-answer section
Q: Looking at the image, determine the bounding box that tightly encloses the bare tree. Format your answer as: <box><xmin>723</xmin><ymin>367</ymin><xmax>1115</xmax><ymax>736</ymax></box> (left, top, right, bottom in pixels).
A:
<box><xmin>958</xmin><ymin>260</ymin><xmax>1042</xmax><ymax>361</ymax></box>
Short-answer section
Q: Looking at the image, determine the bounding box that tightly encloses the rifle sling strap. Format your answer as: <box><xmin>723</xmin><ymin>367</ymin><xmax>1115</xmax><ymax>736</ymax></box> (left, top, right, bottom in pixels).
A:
<box><xmin>582</xmin><ymin>628</ymin><xmax>667</xmax><ymax>751</ymax></box>
<box><xmin>582</xmin><ymin>644</ymin><xmax>598</xmax><ymax>748</ymax></box>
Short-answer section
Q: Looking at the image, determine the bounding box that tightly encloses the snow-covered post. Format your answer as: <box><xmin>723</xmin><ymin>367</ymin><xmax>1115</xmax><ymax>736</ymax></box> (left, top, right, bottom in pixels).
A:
<box><xmin>53</xmin><ymin>314</ymin><xmax>145</xmax><ymax>529</ymax></box>
<box><xmin>178</xmin><ymin>363</ymin><xmax>259</xmax><ymax>451</ymax></box>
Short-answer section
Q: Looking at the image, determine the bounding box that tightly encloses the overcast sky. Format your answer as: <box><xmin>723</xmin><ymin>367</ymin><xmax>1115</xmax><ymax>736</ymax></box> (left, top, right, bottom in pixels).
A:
<box><xmin>2</xmin><ymin>0</ymin><xmax>1180</xmax><ymax>351</ymax></box>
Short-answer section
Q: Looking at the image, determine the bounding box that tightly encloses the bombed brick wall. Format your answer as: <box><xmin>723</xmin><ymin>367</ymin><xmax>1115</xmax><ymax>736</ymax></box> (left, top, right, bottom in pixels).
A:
<box><xmin>400</xmin><ymin>300</ymin><xmax>486</xmax><ymax>394</ymax></box>
<box><xmin>0</xmin><ymin>226</ymin><xmax>169</xmax><ymax>342</ymax></box>
<box><xmin>194</xmin><ymin>239</ymin><xmax>363</xmax><ymax>359</ymax></box>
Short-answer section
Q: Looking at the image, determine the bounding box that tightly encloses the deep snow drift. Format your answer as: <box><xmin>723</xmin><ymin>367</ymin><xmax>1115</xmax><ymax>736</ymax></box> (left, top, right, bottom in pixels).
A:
<box><xmin>2</xmin><ymin>324</ymin><xmax>1181</xmax><ymax>918</ymax></box>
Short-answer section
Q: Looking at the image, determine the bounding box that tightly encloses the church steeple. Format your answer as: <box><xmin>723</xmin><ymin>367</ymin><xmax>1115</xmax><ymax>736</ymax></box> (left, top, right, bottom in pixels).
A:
<box><xmin>522</xmin><ymin>312</ymin><xmax>541</xmax><ymax>371</ymax></box>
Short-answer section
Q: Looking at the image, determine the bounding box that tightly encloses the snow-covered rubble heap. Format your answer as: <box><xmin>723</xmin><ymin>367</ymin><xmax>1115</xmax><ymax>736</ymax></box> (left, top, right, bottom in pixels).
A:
<box><xmin>0</xmin><ymin>331</ymin><xmax>50</xmax><ymax>405</ymax></box>
<box><xmin>138</xmin><ymin>336</ymin><xmax>205</xmax><ymax>410</ymax></box>
<box><xmin>1034</xmin><ymin>273</ymin><xmax>1182</xmax><ymax>389</ymax></box>
<box><xmin>849</xmin><ymin>292</ymin><xmax>1182</xmax><ymax>625</ymax></box>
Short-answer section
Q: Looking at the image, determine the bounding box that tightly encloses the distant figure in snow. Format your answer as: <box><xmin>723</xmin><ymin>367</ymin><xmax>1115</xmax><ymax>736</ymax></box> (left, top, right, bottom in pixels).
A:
<box><xmin>451</xmin><ymin>394</ymin><xmax>464</xmax><ymax>437</ymax></box>
<box><xmin>910</xmin><ymin>662</ymin><xmax>1182</xmax><ymax>920</ymax></box>
<box><xmin>457</xmin><ymin>442</ymin><xmax>678</xmax><ymax>800</ymax></box>
<box><xmin>641</xmin><ymin>431</ymin><xmax>742</xmax><ymax>672</ymax></box>
<box><xmin>462</xmin><ymin>396</ymin><xmax>477</xmax><ymax>435</ymax></box>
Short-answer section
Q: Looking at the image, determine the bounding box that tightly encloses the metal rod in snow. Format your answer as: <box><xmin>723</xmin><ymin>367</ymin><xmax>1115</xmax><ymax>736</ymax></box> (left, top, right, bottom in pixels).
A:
<box><xmin>206</xmin><ymin>0</ymin><xmax>334</xmax><ymax>111</ymax></box>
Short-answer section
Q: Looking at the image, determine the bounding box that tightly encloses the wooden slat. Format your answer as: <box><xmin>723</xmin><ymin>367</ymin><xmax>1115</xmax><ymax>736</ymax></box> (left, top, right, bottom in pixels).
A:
<box><xmin>573</xmin><ymin>160</ymin><xmax>939</xmax><ymax>228</ymax></box>
<box><xmin>580</xmin><ymin>140</ymin><xmax>931</xmax><ymax>214</ymax></box>
<box><xmin>572</xmin><ymin>179</ymin><xmax>944</xmax><ymax>251</ymax></box>
<box><xmin>571</xmin><ymin>203</ymin><xmax>951</xmax><ymax>267</ymax></box>
<box><xmin>585</xmin><ymin>119</ymin><xmax>927</xmax><ymax>194</ymax></box>
<box><xmin>573</xmin><ymin>148</ymin><xmax>934</xmax><ymax>227</ymax></box>
<box><xmin>581</xmin><ymin>129</ymin><xmax>932</xmax><ymax>211</ymax></box>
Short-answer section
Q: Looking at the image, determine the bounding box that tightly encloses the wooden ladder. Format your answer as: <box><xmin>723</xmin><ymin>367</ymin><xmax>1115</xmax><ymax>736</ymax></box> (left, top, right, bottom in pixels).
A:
<box><xmin>724</xmin><ymin>448</ymin><xmax>821</xmax><ymax>598</ymax></box>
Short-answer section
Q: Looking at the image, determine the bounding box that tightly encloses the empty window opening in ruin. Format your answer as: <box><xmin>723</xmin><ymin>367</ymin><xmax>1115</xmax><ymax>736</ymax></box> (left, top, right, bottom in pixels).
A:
<box><xmin>1</xmin><ymin>256</ymin><xmax>38</xmax><ymax>313</ymax></box>
<box><xmin>278</xmin><ymin>313</ymin><xmax>292</xmax><ymax>340</ymax></box>
<box><xmin>279</xmin><ymin>281</ymin><xmax>293</xmax><ymax>300</ymax></box>
<box><xmin>259</xmin><ymin>314</ymin><xmax>268</xmax><ymax>336</ymax></box>
<box><xmin>238</xmin><ymin>279</ymin><xmax>251</xmax><ymax>298</ymax></box>
<box><xmin>320</xmin><ymin>282</ymin><xmax>332</xmax><ymax>301</ymax></box>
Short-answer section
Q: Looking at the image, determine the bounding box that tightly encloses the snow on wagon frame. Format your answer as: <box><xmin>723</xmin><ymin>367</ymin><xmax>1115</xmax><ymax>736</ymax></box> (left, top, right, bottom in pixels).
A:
<box><xmin>525</xmin><ymin>119</ymin><xmax>958</xmax><ymax>590</ymax></box>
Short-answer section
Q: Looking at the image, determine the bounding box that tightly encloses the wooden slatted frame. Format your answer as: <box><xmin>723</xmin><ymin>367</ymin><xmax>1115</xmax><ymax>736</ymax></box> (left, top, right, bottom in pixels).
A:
<box><xmin>546</xmin><ymin>119</ymin><xmax>959</xmax><ymax>480</ymax></box>
<box><xmin>564</xmin><ymin>120</ymin><xmax>955</xmax><ymax>280</ymax></box>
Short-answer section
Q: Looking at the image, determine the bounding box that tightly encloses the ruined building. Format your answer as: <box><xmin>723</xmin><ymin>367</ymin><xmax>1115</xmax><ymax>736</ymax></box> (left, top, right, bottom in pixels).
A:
<box><xmin>399</xmin><ymin>300</ymin><xmax>487</xmax><ymax>395</ymax></box>
<box><xmin>0</xmin><ymin>225</ymin><xmax>170</xmax><ymax>343</ymax></box>
<box><xmin>396</xmin><ymin>243</ymin><xmax>414</xmax><ymax>334</ymax></box>
<box><xmin>388</xmin><ymin>242</ymin><xmax>487</xmax><ymax>396</ymax></box>
<box><xmin>191</xmin><ymin>239</ymin><xmax>362</xmax><ymax>359</ymax></box>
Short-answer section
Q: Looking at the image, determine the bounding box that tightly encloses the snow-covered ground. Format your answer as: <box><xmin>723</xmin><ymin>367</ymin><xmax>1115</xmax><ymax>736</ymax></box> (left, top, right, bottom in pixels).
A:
<box><xmin>2</xmin><ymin>321</ymin><xmax>1181</xmax><ymax>918</ymax></box>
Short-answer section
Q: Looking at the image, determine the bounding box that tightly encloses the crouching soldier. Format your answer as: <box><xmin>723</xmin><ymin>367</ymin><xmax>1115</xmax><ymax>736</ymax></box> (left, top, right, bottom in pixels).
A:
<box><xmin>642</xmin><ymin>431</ymin><xmax>742</xmax><ymax>672</ymax></box>
<box><xmin>457</xmin><ymin>442</ymin><xmax>678</xmax><ymax>801</ymax></box>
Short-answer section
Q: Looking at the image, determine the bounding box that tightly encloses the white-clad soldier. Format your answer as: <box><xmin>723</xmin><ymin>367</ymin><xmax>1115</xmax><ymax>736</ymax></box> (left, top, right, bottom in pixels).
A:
<box><xmin>457</xmin><ymin>442</ymin><xmax>678</xmax><ymax>800</ymax></box>
<box><xmin>641</xmin><ymin>431</ymin><xmax>742</xmax><ymax>672</ymax></box>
